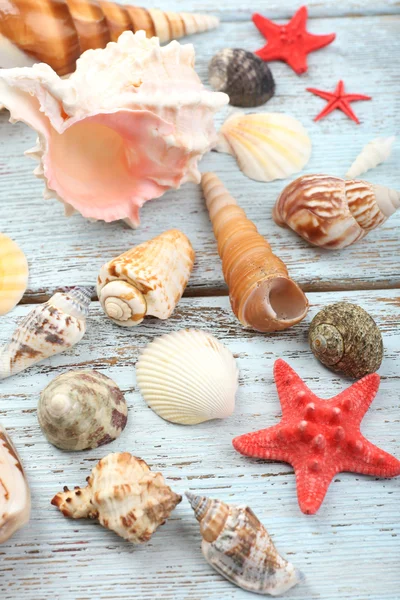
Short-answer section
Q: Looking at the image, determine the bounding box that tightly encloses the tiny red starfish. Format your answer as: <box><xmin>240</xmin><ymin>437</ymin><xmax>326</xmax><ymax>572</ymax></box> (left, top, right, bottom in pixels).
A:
<box><xmin>233</xmin><ymin>360</ymin><xmax>400</xmax><ymax>515</ymax></box>
<box><xmin>252</xmin><ymin>6</ymin><xmax>336</xmax><ymax>75</ymax></box>
<box><xmin>307</xmin><ymin>80</ymin><xmax>372</xmax><ymax>123</ymax></box>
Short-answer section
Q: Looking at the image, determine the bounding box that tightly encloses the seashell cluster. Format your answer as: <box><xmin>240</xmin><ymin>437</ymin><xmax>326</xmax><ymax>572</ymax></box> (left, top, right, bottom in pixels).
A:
<box><xmin>0</xmin><ymin>233</ymin><xmax>29</xmax><ymax>316</ymax></box>
<box><xmin>309</xmin><ymin>302</ymin><xmax>383</xmax><ymax>379</ymax></box>
<box><xmin>97</xmin><ymin>230</ymin><xmax>195</xmax><ymax>327</ymax></box>
<box><xmin>202</xmin><ymin>173</ymin><xmax>308</xmax><ymax>332</ymax></box>
<box><xmin>0</xmin><ymin>425</ymin><xmax>31</xmax><ymax>543</ymax></box>
<box><xmin>0</xmin><ymin>288</ymin><xmax>91</xmax><ymax>380</ymax></box>
<box><xmin>38</xmin><ymin>370</ymin><xmax>128</xmax><ymax>451</ymax></box>
<box><xmin>216</xmin><ymin>113</ymin><xmax>312</xmax><ymax>182</ymax></box>
<box><xmin>208</xmin><ymin>49</ymin><xmax>275</xmax><ymax>107</ymax></box>
<box><xmin>346</xmin><ymin>136</ymin><xmax>396</xmax><ymax>179</ymax></box>
<box><xmin>0</xmin><ymin>0</ymin><xmax>220</xmax><ymax>75</ymax></box>
<box><xmin>186</xmin><ymin>493</ymin><xmax>302</xmax><ymax>596</ymax></box>
<box><xmin>273</xmin><ymin>174</ymin><xmax>400</xmax><ymax>249</ymax></box>
<box><xmin>136</xmin><ymin>329</ymin><xmax>238</xmax><ymax>425</ymax></box>
<box><xmin>0</xmin><ymin>31</ymin><xmax>229</xmax><ymax>227</ymax></box>
<box><xmin>52</xmin><ymin>453</ymin><xmax>181</xmax><ymax>543</ymax></box>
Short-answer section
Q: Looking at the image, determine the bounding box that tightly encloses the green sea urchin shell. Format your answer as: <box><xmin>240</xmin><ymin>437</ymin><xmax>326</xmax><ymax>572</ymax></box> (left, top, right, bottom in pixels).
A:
<box><xmin>309</xmin><ymin>302</ymin><xmax>383</xmax><ymax>378</ymax></box>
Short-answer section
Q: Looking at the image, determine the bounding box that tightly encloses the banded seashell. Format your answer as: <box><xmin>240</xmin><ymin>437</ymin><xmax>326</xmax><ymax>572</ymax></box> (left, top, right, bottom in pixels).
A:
<box><xmin>0</xmin><ymin>233</ymin><xmax>29</xmax><ymax>316</ymax></box>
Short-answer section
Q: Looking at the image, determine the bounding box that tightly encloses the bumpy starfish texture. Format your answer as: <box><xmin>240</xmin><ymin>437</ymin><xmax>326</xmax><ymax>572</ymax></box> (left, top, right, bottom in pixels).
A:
<box><xmin>252</xmin><ymin>6</ymin><xmax>336</xmax><ymax>75</ymax></box>
<box><xmin>307</xmin><ymin>80</ymin><xmax>372</xmax><ymax>123</ymax></box>
<box><xmin>233</xmin><ymin>359</ymin><xmax>400</xmax><ymax>515</ymax></box>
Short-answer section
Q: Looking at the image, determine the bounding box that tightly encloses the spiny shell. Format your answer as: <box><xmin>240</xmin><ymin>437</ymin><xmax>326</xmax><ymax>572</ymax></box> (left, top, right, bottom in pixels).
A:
<box><xmin>346</xmin><ymin>136</ymin><xmax>396</xmax><ymax>179</ymax></box>
<box><xmin>273</xmin><ymin>174</ymin><xmax>400</xmax><ymax>249</ymax></box>
<box><xmin>38</xmin><ymin>370</ymin><xmax>128</xmax><ymax>451</ymax></box>
<box><xmin>0</xmin><ymin>288</ymin><xmax>91</xmax><ymax>380</ymax></box>
<box><xmin>0</xmin><ymin>233</ymin><xmax>29</xmax><ymax>316</ymax></box>
<box><xmin>216</xmin><ymin>112</ymin><xmax>312</xmax><ymax>182</ymax></box>
<box><xmin>309</xmin><ymin>302</ymin><xmax>383</xmax><ymax>378</ymax></box>
<box><xmin>97</xmin><ymin>230</ymin><xmax>195</xmax><ymax>327</ymax></box>
<box><xmin>186</xmin><ymin>493</ymin><xmax>302</xmax><ymax>596</ymax></box>
<box><xmin>136</xmin><ymin>329</ymin><xmax>238</xmax><ymax>425</ymax></box>
<box><xmin>208</xmin><ymin>49</ymin><xmax>275</xmax><ymax>108</ymax></box>
<box><xmin>51</xmin><ymin>453</ymin><xmax>181</xmax><ymax>544</ymax></box>
<box><xmin>0</xmin><ymin>425</ymin><xmax>31</xmax><ymax>543</ymax></box>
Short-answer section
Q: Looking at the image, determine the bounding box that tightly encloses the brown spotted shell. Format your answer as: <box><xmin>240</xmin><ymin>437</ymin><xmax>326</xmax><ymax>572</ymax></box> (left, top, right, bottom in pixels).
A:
<box><xmin>309</xmin><ymin>302</ymin><xmax>383</xmax><ymax>378</ymax></box>
<box><xmin>208</xmin><ymin>49</ymin><xmax>275</xmax><ymax>108</ymax></box>
<box><xmin>38</xmin><ymin>370</ymin><xmax>127</xmax><ymax>450</ymax></box>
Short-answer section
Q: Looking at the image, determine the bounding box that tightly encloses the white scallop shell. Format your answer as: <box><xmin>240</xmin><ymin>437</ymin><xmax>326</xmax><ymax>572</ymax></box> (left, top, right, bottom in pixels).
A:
<box><xmin>136</xmin><ymin>329</ymin><xmax>239</xmax><ymax>425</ymax></box>
<box><xmin>216</xmin><ymin>113</ymin><xmax>312</xmax><ymax>182</ymax></box>
<box><xmin>345</xmin><ymin>136</ymin><xmax>396</xmax><ymax>179</ymax></box>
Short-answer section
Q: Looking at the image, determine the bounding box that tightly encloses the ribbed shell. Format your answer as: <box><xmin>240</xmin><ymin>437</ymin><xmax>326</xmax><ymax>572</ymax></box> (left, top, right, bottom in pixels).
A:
<box><xmin>309</xmin><ymin>302</ymin><xmax>383</xmax><ymax>378</ymax></box>
<box><xmin>0</xmin><ymin>288</ymin><xmax>91</xmax><ymax>380</ymax></box>
<box><xmin>208</xmin><ymin>49</ymin><xmax>275</xmax><ymax>108</ymax></box>
<box><xmin>186</xmin><ymin>493</ymin><xmax>301</xmax><ymax>596</ymax></box>
<box><xmin>38</xmin><ymin>370</ymin><xmax>127</xmax><ymax>450</ymax></box>
<box><xmin>273</xmin><ymin>174</ymin><xmax>400</xmax><ymax>249</ymax></box>
<box><xmin>0</xmin><ymin>0</ymin><xmax>220</xmax><ymax>75</ymax></box>
<box><xmin>51</xmin><ymin>453</ymin><xmax>181</xmax><ymax>543</ymax></box>
<box><xmin>202</xmin><ymin>172</ymin><xmax>308</xmax><ymax>332</ymax></box>
<box><xmin>0</xmin><ymin>233</ymin><xmax>29</xmax><ymax>316</ymax></box>
<box><xmin>136</xmin><ymin>329</ymin><xmax>238</xmax><ymax>425</ymax></box>
<box><xmin>346</xmin><ymin>137</ymin><xmax>396</xmax><ymax>179</ymax></box>
<box><xmin>97</xmin><ymin>230</ymin><xmax>195</xmax><ymax>326</ymax></box>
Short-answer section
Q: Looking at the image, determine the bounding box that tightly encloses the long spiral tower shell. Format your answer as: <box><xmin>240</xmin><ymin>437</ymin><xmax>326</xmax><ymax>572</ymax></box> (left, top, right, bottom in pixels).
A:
<box><xmin>202</xmin><ymin>172</ymin><xmax>308</xmax><ymax>332</ymax></box>
<box><xmin>0</xmin><ymin>0</ymin><xmax>220</xmax><ymax>75</ymax></box>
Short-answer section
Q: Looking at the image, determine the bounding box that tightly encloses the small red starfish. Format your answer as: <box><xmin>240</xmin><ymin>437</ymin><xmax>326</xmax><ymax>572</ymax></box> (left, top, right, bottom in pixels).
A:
<box><xmin>233</xmin><ymin>360</ymin><xmax>400</xmax><ymax>515</ymax></box>
<box><xmin>307</xmin><ymin>80</ymin><xmax>372</xmax><ymax>123</ymax></box>
<box><xmin>252</xmin><ymin>6</ymin><xmax>336</xmax><ymax>75</ymax></box>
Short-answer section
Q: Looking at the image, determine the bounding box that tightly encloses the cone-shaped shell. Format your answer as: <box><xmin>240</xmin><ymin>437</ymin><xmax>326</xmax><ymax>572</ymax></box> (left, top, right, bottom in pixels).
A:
<box><xmin>0</xmin><ymin>425</ymin><xmax>31</xmax><ymax>543</ymax></box>
<box><xmin>309</xmin><ymin>302</ymin><xmax>383</xmax><ymax>378</ymax></box>
<box><xmin>202</xmin><ymin>173</ymin><xmax>308</xmax><ymax>332</ymax></box>
<box><xmin>0</xmin><ymin>0</ymin><xmax>220</xmax><ymax>75</ymax></box>
<box><xmin>97</xmin><ymin>230</ymin><xmax>195</xmax><ymax>326</ymax></box>
<box><xmin>136</xmin><ymin>329</ymin><xmax>238</xmax><ymax>425</ymax></box>
<box><xmin>38</xmin><ymin>370</ymin><xmax>128</xmax><ymax>450</ymax></box>
<box><xmin>51</xmin><ymin>452</ymin><xmax>181</xmax><ymax>543</ymax></box>
<box><xmin>186</xmin><ymin>493</ymin><xmax>302</xmax><ymax>596</ymax></box>
<box><xmin>0</xmin><ymin>288</ymin><xmax>91</xmax><ymax>380</ymax></box>
<box><xmin>345</xmin><ymin>137</ymin><xmax>396</xmax><ymax>179</ymax></box>
<box><xmin>0</xmin><ymin>233</ymin><xmax>29</xmax><ymax>316</ymax></box>
<box><xmin>273</xmin><ymin>174</ymin><xmax>400</xmax><ymax>249</ymax></box>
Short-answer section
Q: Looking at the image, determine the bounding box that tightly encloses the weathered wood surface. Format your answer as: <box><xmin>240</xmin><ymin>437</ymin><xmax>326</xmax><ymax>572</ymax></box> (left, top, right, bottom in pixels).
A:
<box><xmin>0</xmin><ymin>290</ymin><xmax>399</xmax><ymax>600</ymax></box>
<box><xmin>1</xmin><ymin>14</ymin><xmax>399</xmax><ymax>298</ymax></box>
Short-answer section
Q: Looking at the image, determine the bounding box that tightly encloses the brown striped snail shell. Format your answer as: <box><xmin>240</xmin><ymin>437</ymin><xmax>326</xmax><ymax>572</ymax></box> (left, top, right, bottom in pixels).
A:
<box><xmin>309</xmin><ymin>302</ymin><xmax>383</xmax><ymax>378</ymax></box>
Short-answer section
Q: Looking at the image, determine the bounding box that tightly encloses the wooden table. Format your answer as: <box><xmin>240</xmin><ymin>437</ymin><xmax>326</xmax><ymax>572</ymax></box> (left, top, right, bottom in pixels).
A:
<box><xmin>1</xmin><ymin>2</ymin><xmax>399</xmax><ymax>598</ymax></box>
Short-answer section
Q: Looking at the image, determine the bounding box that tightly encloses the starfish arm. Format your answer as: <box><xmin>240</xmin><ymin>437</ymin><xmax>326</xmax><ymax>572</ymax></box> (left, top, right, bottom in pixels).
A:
<box><xmin>290</xmin><ymin>5</ymin><xmax>308</xmax><ymax>30</ymax></box>
<box><xmin>313</xmin><ymin>98</ymin><xmax>340</xmax><ymax>121</ymax></box>
<box><xmin>273</xmin><ymin>359</ymin><xmax>319</xmax><ymax>417</ymax></box>
<box><xmin>333</xmin><ymin>373</ymin><xmax>380</xmax><ymax>426</ymax></box>
<box><xmin>232</xmin><ymin>424</ymin><xmax>295</xmax><ymax>466</ymax></box>
<box><xmin>295</xmin><ymin>463</ymin><xmax>338</xmax><ymax>515</ymax></box>
<box><xmin>303</xmin><ymin>31</ymin><xmax>336</xmax><ymax>52</ymax></box>
<box><xmin>343</xmin><ymin>93</ymin><xmax>372</xmax><ymax>101</ymax></box>
<box><xmin>252</xmin><ymin>13</ymin><xmax>281</xmax><ymax>36</ymax></box>
<box><xmin>254</xmin><ymin>44</ymin><xmax>288</xmax><ymax>62</ymax></box>
<box><xmin>306</xmin><ymin>88</ymin><xmax>336</xmax><ymax>101</ymax></box>
<box><xmin>338</xmin><ymin>101</ymin><xmax>361</xmax><ymax>123</ymax></box>
<box><xmin>286</xmin><ymin>51</ymin><xmax>308</xmax><ymax>75</ymax></box>
<box><xmin>340</xmin><ymin>435</ymin><xmax>400</xmax><ymax>478</ymax></box>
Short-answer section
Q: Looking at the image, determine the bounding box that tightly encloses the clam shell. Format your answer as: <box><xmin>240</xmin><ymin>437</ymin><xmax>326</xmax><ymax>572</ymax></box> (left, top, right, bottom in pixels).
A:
<box><xmin>38</xmin><ymin>370</ymin><xmax>128</xmax><ymax>451</ymax></box>
<box><xmin>309</xmin><ymin>302</ymin><xmax>383</xmax><ymax>378</ymax></box>
<box><xmin>208</xmin><ymin>49</ymin><xmax>275</xmax><ymax>108</ymax></box>
<box><xmin>216</xmin><ymin>112</ymin><xmax>312</xmax><ymax>182</ymax></box>
<box><xmin>0</xmin><ymin>233</ymin><xmax>29</xmax><ymax>316</ymax></box>
<box><xmin>136</xmin><ymin>329</ymin><xmax>239</xmax><ymax>425</ymax></box>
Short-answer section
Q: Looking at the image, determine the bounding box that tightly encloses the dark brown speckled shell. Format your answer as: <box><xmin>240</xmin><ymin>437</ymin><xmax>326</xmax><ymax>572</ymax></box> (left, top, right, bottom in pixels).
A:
<box><xmin>309</xmin><ymin>302</ymin><xmax>383</xmax><ymax>378</ymax></box>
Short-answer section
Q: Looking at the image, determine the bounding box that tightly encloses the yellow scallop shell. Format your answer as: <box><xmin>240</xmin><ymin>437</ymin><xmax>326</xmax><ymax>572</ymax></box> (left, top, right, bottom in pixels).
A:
<box><xmin>0</xmin><ymin>233</ymin><xmax>29</xmax><ymax>315</ymax></box>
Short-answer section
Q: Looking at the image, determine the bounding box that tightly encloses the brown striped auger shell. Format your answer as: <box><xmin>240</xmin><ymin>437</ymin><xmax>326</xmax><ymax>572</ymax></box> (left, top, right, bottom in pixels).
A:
<box><xmin>0</xmin><ymin>0</ymin><xmax>220</xmax><ymax>75</ymax></box>
<box><xmin>202</xmin><ymin>172</ymin><xmax>308</xmax><ymax>332</ymax></box>
<box><xmin>273</xmin><ymin>174</ymin><xmax>400</xmax><ymax>249</ymax></box>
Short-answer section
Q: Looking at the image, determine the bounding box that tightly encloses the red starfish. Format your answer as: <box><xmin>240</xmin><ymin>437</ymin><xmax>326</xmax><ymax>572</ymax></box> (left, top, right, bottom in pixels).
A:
<box><xmin>233</xmin><ymin>360</ymin><xmax>400</xmax><ymax>515</ymax></box>
<box><xmin>252</xmin><ymin>6</ymin><xmax>336</xmax><ymax>75</ymax></box>
<box><xmin>307</xmin><ymin>80</ymin><xmax>372</xmax><ymax>123</ymax></box>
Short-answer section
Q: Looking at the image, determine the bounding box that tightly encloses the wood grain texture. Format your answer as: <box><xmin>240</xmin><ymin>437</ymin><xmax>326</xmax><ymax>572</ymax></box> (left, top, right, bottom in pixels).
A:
<box><xmin>0</xmin><ymin>290</ymin><xmax>399</xmax><ymax>600</ymax></box>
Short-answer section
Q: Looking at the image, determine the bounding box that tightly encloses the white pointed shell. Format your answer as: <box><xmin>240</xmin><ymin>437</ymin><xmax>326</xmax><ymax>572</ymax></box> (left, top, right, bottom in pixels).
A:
<box><xmin>38</xmin><ymin>370</ymin><xmax>128</xmax><ymax>451</ymax></box>
<box><xmin>0</xmin><ymin>288</ymin><xmax>91</xmax><ymax>379</ymax></box>
<box><xmin>0</xmin><ymin>425</ymin><xmax>31</xmax><ymax>543</ymax></box>
<box><xmin>216</xmin><ymin>113</ymin><xmax>312</xmax><ymax>182</ymax></box>
<box><xmin>97</xmin><ymin>230</ymin><xmax>195</xmax><ymax>327</ymax></box>
<box><xmin>136</xmin><ymin>329</ymin><xmax>238</xmax><ymax>425</ymax></box>
<box><xmin>186</xmin><ymin>493</ymin><xmax>301</xmax><ymax>596</ymax></box>
<box><xmin>0</xmin><ymin>233</ymin><xmax>29</xmax><ymax>316</ymax></box>
<box><xmin>346</xmin><ymin>136</ymin><xmax>396</xmax><ymax>179</ymax></box>
<box><xmin>51</xmin><ymin>453</ymin><xmax>181</xmax><ymax>544</ymax></box>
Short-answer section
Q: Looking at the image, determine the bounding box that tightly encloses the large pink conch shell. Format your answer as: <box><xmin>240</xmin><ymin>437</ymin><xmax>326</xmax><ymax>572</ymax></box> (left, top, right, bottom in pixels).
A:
<box><xmin>0</xmin><ymin>31</ymin><xmax>228</xmax><ymax>227</ymax></box>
